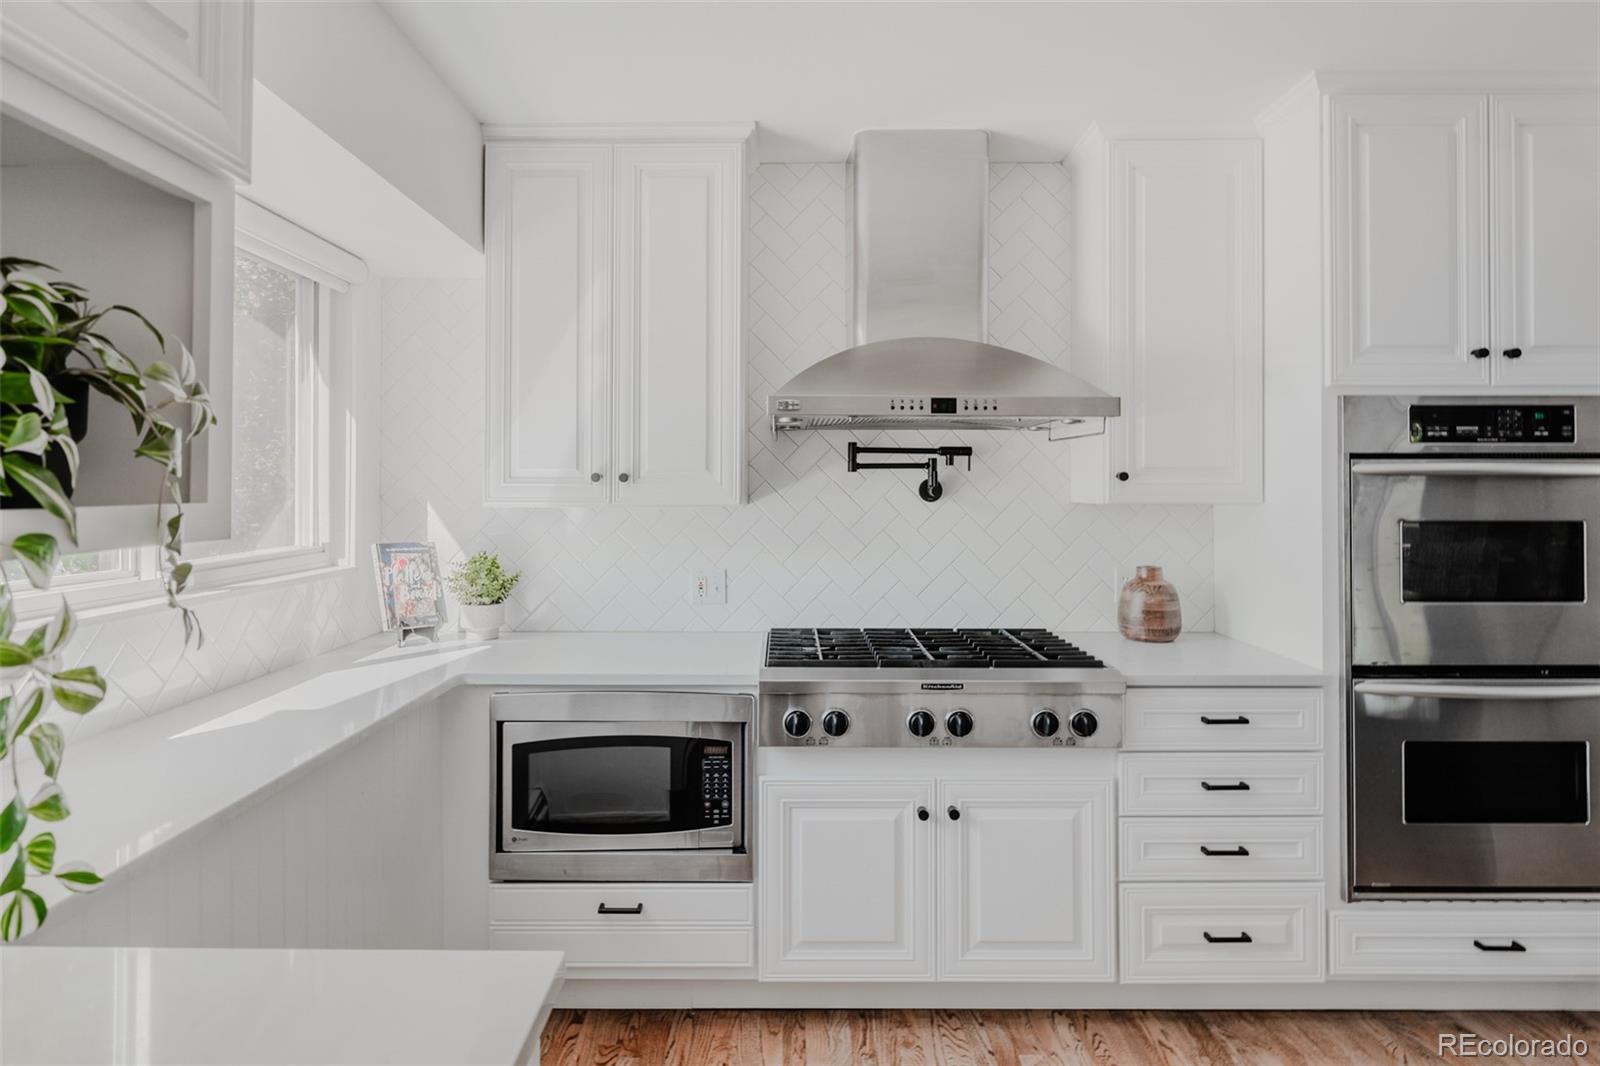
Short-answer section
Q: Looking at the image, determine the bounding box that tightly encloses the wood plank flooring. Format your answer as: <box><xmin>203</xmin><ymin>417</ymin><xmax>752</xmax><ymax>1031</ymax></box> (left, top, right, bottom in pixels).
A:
<box><xmin>539</xmin><ymin>1009</ymin><xmax>1600</xmax><ymax>1066</ymax></box>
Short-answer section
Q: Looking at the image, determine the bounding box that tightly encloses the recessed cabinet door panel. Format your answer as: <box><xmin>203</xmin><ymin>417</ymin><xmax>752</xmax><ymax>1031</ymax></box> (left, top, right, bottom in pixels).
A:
<box><xmin>1492</xmin><ymin>93</ymin><xmax>1600</xmax><ymax>388</ymax></box>
<box><xmin>614</xmin><ymin>145</ymin><xmax>743</xmax><ymax>505</ymax></box>
<box><xmin>1329</xmin><ymin>94</ymin><xmax>1490</xmax><ymax>386</ymax></box>
<box><xmin>1107</xmin><ymin>140</ymin><xmax>1262</xmax><ymax>503</ymax></box>
<box><xmin>760</xmin><ymin>780</ymin><xmax>933</xmax><ymax>980</ymax></box>
<box><xmin>938</xmin><ymin>779</ymin><xmax>1113</xmax><ymax>980</ymax></box>
<box><xmin>485</xmin><ymin>144</ymin><xmax>611</xmax><ymax>504</ymax></box>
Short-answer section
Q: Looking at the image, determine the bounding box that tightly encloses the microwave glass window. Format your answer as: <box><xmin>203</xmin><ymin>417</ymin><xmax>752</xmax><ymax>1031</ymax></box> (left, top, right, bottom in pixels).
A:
<box><xmin>511</xmin><ymin>736</ymin><xmax>687</xmax><ymax>834</ymax></box>
<box><xmin>1403</xmin><ymin>741</ymin><xmax>1589</xmax><ymax>824</ymax></box>
<box><xmin>1400</xmin><ymin>521</ymin><xmax>1586</xmax><ymax>602</ymax></box>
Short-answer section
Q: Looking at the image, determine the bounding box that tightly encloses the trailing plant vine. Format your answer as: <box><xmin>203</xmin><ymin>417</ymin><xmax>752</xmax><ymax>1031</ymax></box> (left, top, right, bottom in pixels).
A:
<box><xmin>0</xmin><ymin>257</ymin><xmax>216</xmax><ymax>939</ymax></box>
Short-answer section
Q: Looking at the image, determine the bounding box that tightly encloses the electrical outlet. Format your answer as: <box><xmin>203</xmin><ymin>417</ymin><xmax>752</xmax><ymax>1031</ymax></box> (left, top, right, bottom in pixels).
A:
<box><xmin>693</xmin><ymin>568</ymin><xmax>727</xmax><ymax>605</ymax></box>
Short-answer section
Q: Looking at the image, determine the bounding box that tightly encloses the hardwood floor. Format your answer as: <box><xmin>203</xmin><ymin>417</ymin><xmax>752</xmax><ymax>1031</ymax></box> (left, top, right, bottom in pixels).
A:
<box><xmin>539</xmin><ymin>1008</ymin><xmax>1600</xmax><ymax>1065</ymax></box>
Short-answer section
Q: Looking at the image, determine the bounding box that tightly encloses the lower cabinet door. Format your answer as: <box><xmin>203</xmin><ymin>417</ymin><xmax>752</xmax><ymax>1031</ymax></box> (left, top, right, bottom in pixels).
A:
<box><xmin>1121</xmin><ymin>883</ymin><xmax>1325</xmax><ymax>982</ymax></box>
<box><xmin>760</xmin><ymin>779</ymin><xmax>935</xmax><ymax>980</ymax></box>
<box><xmin>938</xmin><ymin>779</ymin><xmax>1115</xmax><ymax>981</ymax></box>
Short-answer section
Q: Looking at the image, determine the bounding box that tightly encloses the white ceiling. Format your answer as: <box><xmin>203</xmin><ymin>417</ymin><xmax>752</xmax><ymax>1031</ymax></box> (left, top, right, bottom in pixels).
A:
<box><xmin>381</xmin><ymin>1</ymin><xmax>1600</xmax><ymax>161</ymax></box>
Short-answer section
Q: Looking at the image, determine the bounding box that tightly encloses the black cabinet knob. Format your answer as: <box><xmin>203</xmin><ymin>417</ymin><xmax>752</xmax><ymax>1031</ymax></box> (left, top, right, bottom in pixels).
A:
<box><xmin>821</xmin><ymin>708</ymin><xmax>850</xmax><ymax>737</ymax></box>
<box><xmin>945</xmin><ymin>709</ymin><xmax>974</xmax><ymax>738</ymax></box>
<box><xmin>1031</xmin><ymin>710</ymin><xmax>1061</xmax><ymax>738</ymax></box>
<box><xmin>947</xmin><ymin>806</ymin><xmax>961</xmax><ymax>821</ymax></box>
<box><xmin>1069</xmin><ymin>710</ymin><xmax>1099</xmax><ymax>738</ymax></box>
<box><xmin>1503</xmin><ymin>348</ymin><xmax>1523</xmax><ymax>359</ymax></box>
<box><xmin>1471</xmin><ymin>348</ymin><xmax>1490</xmax><ymax>359</ymax></box>
<box><xmin>618</xmin><ymin>472</ymin><xmax>631</xmax><ymax>482</ymax></box>
<box><xmin>590</xmin><ymin>472</ymin><xmax>603</xmax><ymax>482</ymax></box>
<box><xmin>782</xmin><ymin>709</ymin><xmax>811</xmax><ymax>738</ymax></box>
<box><xmin>917</xmin><ymin>806</ymin><xmax>930</xmax><ymax>821</ymax></box>
<box><xmin>1115</xmin><ymin>471</ymin><xmax>1130</xmax><ymax>482</ymax></box>
<box><xmin>907</xmin><ymin>709</ymin><xmax>936</xmax><ymax>737</ymax></box>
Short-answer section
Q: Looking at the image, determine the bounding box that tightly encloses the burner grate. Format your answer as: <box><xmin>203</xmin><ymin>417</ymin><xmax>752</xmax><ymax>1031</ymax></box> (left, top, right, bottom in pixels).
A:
<box><xmin>765</xmin><ymin>627</ymin><xmax>1105</xmax><ymax>669</ymax></box>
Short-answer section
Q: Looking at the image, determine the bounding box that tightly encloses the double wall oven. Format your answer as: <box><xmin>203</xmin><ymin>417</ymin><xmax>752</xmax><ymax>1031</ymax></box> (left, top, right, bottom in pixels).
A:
<box><xmin>492</xmin><ymin>690</ymin><xmax>753</xmax><ymax>882</ymax></box>
<box><xmin>1344</xmin><ymin>395</ymin><xmax>1600</xmax><ymax>898</ymax></box>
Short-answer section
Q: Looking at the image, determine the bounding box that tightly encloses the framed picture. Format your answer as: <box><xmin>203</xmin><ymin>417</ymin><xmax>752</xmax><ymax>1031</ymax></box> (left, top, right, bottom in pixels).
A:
<box><xmin>371</xmin><ymin>541</ymin><xmax>447</xmax><ymax>634</ymax></box>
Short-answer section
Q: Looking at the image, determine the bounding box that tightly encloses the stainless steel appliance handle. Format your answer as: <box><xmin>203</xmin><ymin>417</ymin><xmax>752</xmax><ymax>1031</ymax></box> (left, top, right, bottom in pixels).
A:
<box><xmin>1350</xmin><ymin>460</ymin><xmax>1600</xmax><ymax>477</ymax></box>
<box><xmin>1354</xmin><ymin>681</ymin><xmax>1600</xmax><ymax>701</ymax></box>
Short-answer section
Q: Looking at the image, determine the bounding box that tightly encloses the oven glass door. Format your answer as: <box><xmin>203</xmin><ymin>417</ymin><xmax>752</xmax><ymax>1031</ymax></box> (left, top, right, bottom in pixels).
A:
<box><xmin>1350</xmin><ymin>459</ymin><xmax>1600</xmax><ymax>667</ymax></box>
<box><xmin>500</xmin><ymin>721</ymin><xmax>740</xmax><ymax>852</ymax></box>
<box><xmin>1351</xmin><ymin>681</ymin><xmax>1600</xmax><ymax>894</ymax></box>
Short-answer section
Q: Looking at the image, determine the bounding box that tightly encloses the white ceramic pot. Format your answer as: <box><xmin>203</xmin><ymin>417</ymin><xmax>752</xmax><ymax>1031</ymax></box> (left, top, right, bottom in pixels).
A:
<box><xmin>459</xmin><ymin>602</ymin><xmax>506</xmax><ymax>641</ymax></box>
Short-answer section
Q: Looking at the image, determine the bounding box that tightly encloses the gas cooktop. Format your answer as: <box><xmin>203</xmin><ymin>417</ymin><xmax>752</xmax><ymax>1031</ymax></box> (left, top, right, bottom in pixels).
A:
<box><xmin>765</xmin><ymin>627</ymin><xmax>1106</xmax><ymax>670</ymax></box>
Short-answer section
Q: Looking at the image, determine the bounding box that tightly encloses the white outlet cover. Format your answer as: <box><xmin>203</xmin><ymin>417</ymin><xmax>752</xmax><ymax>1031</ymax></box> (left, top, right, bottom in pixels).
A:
<box><xmin>693</xmin><ymin>568</ymin><xmax>727</xmax><ymax>605</ymax></box>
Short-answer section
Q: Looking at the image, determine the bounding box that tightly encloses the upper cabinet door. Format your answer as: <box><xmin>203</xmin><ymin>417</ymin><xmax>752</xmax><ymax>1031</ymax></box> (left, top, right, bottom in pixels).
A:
<box><xmin>1</xmin><ymin>0</ymin><xmax>252</xmax><ymax>179</ymax></box>
<box><xmin>1492</xmin><ymin>93</ymin><xmax>1600</xmax><ymax>389</ymax></box>
<box><xmin>1107</xmin><ymin>139</ymin><xmax>1262</xmax><ymax>503</ymax></box>
<box><xmin>485</xmin><ymin>144</ymin><xmax>612</xmax><ymax>505</ymax></box>
<box><xmin>1329</xmin><ymin>94</ymin><xmax>1490</xmax><ymax>387</ymax></box>
<box><xmin>612</xmin><ymin>145</ymin><xmax>744</xmax><ymax>505</ymax></box>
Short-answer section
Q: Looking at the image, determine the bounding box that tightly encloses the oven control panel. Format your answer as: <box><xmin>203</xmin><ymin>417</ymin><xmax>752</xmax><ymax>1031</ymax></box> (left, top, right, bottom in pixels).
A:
<box><xmin>699</xmin><ymin>746</ymin><xmax>733</xmax><ymax>826</ymax></box>
<box><xmin>1410</xmin><ymin>404</ymin><xmax>1576</xmax><ymax>444</ymax></box>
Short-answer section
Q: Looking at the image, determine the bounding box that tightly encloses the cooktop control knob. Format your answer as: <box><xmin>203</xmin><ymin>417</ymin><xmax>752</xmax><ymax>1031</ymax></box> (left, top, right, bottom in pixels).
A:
<box><xmin>1069</xmin><ymin>710</ymin><xmax>1099</xmax><ymax>738</ymax></box>
<box><xmin>946</xmin><ymin>709</ymin><xmax>974</xmax><ymax>738</ymax></box>
<box><xmin>1031</xmin><ymin>710</ymin><xmax>1061</xmax><ymax>738</ymax></box>
<box><xmin>822</xmin><ymin>708</ymin><xmax>851</xmax><ymax>737</ymax></box>
<box><xmin>783</xmin><ymin>709</ymin><xmax>812</xmax><ymax>738</ymax></box>
<box><xmin>907</xmin><ymin>709</ymin><xmax>936</xmax><ymax>737</ymax></box>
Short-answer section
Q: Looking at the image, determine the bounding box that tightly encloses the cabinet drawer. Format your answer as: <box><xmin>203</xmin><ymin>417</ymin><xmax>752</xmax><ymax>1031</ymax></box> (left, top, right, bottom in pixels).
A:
<box><xmin>1330</xmin><ymin>908</ymin><xmax>1600</xmax><ymax>980</ymax></box>
<box><xmin>490</xmin><ymin>883</ymin><xmax>752</xmax><ymax>925</ymax></box>
<box><xmin>1124</xmin><ymin>688</ymin><xmax>1322</xmax><ymax>750</ymax></box>
<box><xmin>1120</xmin><ymin>818</ymin><xmax>1323</xmax><ymax>881</ymax></box>
<box><xmin>490</xmin><ymin>925</ymin><xmax>754</xmax><ymax>972</ymax></box>
<box><xmin>1121</xmin><ymin>883</ymin><xmax>1324</xmax><ymax>982</ymax></box>
<box><xmin>1120</xmin><ymin>754</ymin><xmax>1322</xmax><ymax>816</ymax></box>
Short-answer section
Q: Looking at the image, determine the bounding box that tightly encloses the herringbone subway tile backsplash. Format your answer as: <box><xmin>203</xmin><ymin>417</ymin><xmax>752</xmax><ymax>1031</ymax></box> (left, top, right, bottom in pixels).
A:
<box><xmin>380</xmin><ymin>164</ymin><xmax>1214</xmax><ymax>633</ymax></box>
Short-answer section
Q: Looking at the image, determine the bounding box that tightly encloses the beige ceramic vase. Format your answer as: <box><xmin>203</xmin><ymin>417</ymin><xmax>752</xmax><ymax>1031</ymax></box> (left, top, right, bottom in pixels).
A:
<box><xmin>1118</xmin><ymin>565</ymin><xmax>1182</xmax><ymax>643</ymax></box>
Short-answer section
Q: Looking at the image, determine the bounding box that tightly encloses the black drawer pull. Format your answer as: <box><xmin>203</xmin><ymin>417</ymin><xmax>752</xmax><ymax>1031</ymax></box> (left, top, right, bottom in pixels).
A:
<box><xmin>597</xmin><ymin>903</ymin><xmax>644</xmax><ymax>915</ymax></box>
<box><xmin>1502</xmin><ymin>348</ymin><xmax>1523</xmax><ymax>359</ymax></box>
<box><xmin>1473</xmin><ymin>939</ymin><xmax>1526</xmax><ymax>952</ymax></box>
<box><xmin>1201</xmin><ymin>780</ymin><xmax>1251</xmax><ymax>791</ymax></box>
<box><xmin>1200</xmin><ymin>715</ymin><xmax>1251</xmax><ymax>725</ymax></box>
<box><xmin>1203</xmin><ymin>931</ymin><xmax>1253</xmax><ymax>944</ymax></box>
<box><xmin>1200</xmin><ymin>845</ymin><xmax>1251</xmax><ymax>857</ymax></box>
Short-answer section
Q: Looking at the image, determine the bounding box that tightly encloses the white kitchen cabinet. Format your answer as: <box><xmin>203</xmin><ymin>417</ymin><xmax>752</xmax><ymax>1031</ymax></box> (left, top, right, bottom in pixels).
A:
<box><xmin>484</xmin><ymin>131</ymin><xmax>749</xmax><ymax>506</ymax></box>
<box><xmin>1069</xmin><ymin>132</ymin><xmax>1262</xmax><ymax>504</ymax></box>
<box><xmin>1122</xmin><ymin>883</ymin><xmax>1324</xmax><ymax>982</ymax></box>
<box><xmin>760</xmin><ymin>780</ymin><xmax>934</xmax><ymax>980</ymax></box>
<box><xmin>938</xmin><ymin>779</ymin><xmax>1113</xmax><ymax>980</ymax></box>
<box><xmin>1329</xmin><ymin>907</ymin><xmax>1600</xmax><ymax>980</ymax></box>
<box><xmin>761</xmin><ymin>776</ymin><xmax>1113</xmax><ymax>981</ymax></box>
<box><xmin>1491</xmin><ymin>93</ymin><xmax>1600</xmax><ymax>388</ymax></box>
<box><xmin>1</xmin><ymin>0</ymin><xmax>252</xmax><ymax>180</ymax></box>
<box><xmin>1326</xmin><ymin>86</ymin><xmax>1598</xmax><ymax>389</ymax></box>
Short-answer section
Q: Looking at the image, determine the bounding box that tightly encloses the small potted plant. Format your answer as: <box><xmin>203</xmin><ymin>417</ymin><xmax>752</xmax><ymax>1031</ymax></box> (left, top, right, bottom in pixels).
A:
<box><xmin>446</xmin><ymin>550</ymin><xmax>521</xmax><ymax>640</ymax></box>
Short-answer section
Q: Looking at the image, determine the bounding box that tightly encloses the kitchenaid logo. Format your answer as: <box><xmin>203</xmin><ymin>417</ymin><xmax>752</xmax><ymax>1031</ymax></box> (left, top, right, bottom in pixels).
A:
<box><xmin>921</xmin><ymin>683</ymin><xmax>964</xmax><ymax>691</ymax></box>
<box><xmin>1439</xmin><ymin>1032</ymin><xmax>1588</xmax><ymax>1059</ymax></box>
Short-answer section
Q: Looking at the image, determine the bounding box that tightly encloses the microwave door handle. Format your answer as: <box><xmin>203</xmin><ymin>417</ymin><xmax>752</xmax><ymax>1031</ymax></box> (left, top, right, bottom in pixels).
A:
<box><xmin>1349</xmin><ymin>460</ymin><xmax>1600</xmax><ymax>477</ymax></box>
<box><xmin>1354</xmin><ymin>682</ymin><xmax>1600</xmax><ymax>701</ymax></box>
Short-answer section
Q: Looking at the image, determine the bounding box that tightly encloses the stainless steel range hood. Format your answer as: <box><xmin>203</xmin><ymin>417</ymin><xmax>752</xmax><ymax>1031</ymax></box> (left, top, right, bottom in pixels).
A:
<box><xmin>768</xmin><ymin>130</ymin><xmax>1119</xmax><ymax>433</ymax></box>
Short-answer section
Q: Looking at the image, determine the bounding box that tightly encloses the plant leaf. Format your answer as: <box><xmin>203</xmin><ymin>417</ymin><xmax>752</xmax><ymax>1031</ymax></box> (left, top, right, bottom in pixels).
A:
<box><xmin>0</xmin><ymin>595</ymin><xmax>12</xmax><ymax>641</ymax></box>
<box><xmin>6</xmin><ymin>290</ymin><xmax>56</xmax><ymax>330</ymax></box>
<box><xmin>0</xmin><ymin>797</ymin><xmax>26</xmax><ymax>853</ymax></box>
<box><xmin>25</xmin><ymin>832</ymin><xmax>55</xmax><ymax>874</ymax></box>
<box><xmin>29</xmin><ymin>723</ymin><xmax>64</xmax><ymax>778</ymax></box>
<box><xmin>19</xmin><ymin>888</ymin><xmax>46</xmax><ymax>928</ymax></box>
<box><xmin>51</xmin><ymin>666</ymin><xmax>106</xmax><ymax>713</ymax></box>
<box><xmin>0</xmin><ymin>456</ymin><xmax>75</xmax><ymax>543</ymax></box>
<box><xmin>44</xmin><ymin>600</ymin><xmax>74</xmax><ymax>654</ymax></box>
<box><xmin>0</xmin><ymin>641</ymin><xmax>33</xmax><ymax>668</ymax></box>
<box><xmin>27</xmin><ymin>783</ymin><xmax>67</xmax><ymax>822</ymax></box>
<box><xmin>133</xmin><ymin>422</ymin><xmax>175</xmax><ymax>466</ymax></box>
<box><xmin>8</xmin><ymin>533</ymin><xmax>59</xmax><ymax>591</ymax></box>
<box><xmin>0</xmin><ymin>895</ymin><xmax>20</xmax><ymax>942</ymax></box>
<box><xmin>9</xmin><ymin>688</ymin><xmax>45</xmax><ymax>737</ymax></box>
<box><xmin>55</xmin><ymin>863</ymin><xmax>102</xmax><ymax>892</ymax></box>
<box><xmin>0</xmin><ymin>853</ymin><xmax>22</xmax><ymax>896</ymax></box>
<box><xmin>0</xmin><ymin>412</ymin><xmax>46</xmax><ymax>454</ymax></box>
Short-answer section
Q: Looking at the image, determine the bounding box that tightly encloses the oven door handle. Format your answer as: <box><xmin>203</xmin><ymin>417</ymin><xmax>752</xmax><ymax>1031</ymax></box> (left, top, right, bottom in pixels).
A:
<box><xmin>1349</xmin><ymin>460</ymin><xmax>1600</xmax><ymax>477</ymax></box>
<box><xmin>1354</xmin><ymin>681</ymin><xmax>1600</xmax><ymax>701</ymax></box>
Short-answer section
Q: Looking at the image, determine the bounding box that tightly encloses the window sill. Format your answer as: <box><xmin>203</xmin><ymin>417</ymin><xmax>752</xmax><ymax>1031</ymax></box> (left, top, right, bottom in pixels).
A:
<box><xmin>12</xmin><ymin>562</ymin><xmax>359</xmax><ymax>627</ymax></box>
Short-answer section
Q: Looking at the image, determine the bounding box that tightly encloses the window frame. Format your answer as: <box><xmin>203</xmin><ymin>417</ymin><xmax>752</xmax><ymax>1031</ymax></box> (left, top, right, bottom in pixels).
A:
<box><xmin>5</xmin><ymin>199</ymin><xmax>366</xmax><ymax>620</ymax></box>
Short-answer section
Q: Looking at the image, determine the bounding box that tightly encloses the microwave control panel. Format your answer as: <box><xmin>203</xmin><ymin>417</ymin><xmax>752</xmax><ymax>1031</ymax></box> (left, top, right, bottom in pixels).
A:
<box><xmin>1410</xmin><ymin>404</ymin><xmax>1576</xmax><ymax>445</ymax></box>
<box><xmin>699</xmin><ymin>745</ymin><xmax>733</xmax><ymax>826</ymax></box>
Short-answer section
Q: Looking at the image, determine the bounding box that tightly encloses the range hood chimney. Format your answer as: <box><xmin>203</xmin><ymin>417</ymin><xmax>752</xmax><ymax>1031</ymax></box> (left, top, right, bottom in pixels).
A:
<box><xmin>769</xmin><ymin>129</ymin><xmax>1119</xmax><ymax>433</ymax></box>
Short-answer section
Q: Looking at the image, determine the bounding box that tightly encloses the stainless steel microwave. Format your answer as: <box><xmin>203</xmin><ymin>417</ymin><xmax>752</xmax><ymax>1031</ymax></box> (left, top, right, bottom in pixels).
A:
<box><xmin>491</xmin><ymin>690</ymin><xmax>753</xmax><ymax>882</ymax></box>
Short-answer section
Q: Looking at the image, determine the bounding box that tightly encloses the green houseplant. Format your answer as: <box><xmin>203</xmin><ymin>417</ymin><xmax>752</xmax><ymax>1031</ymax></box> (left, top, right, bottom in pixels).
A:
<box><xmin>445</xmin><ymin>551</ymin><xmax>521</xmax><ymax>640</ymax></box>
<box><xmin>0</xmin><ymin>257</ymin><xmax>216</xmax><ymax>940</ymax></box>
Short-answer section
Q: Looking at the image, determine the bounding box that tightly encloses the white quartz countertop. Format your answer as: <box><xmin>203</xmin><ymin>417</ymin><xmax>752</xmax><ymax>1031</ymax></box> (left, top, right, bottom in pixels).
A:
<box><xmin>41</xmin><ymin>628</ymin><xmax>1314</xmax><ymax>914</ymax></box>
<box><xmin>0</xmin><ymin>946</ymin><xmax>563</xmax><ymax>1065</ymax></box>
<box><xmin>1064</xmin><ymin>631</ymin><xmax>1324</xmax><ymax>686</ymax></box>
